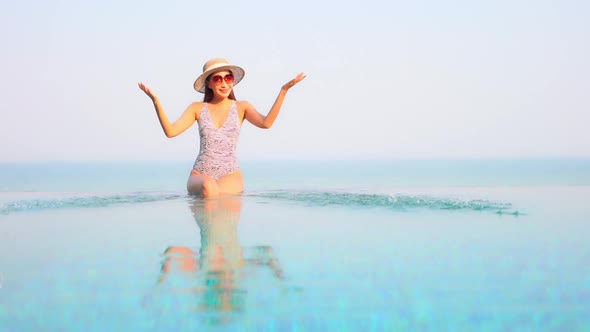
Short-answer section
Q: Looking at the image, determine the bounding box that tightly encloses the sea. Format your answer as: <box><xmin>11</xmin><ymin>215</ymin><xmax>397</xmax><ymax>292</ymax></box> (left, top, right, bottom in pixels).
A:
<box><xmin>0</xmin><ymin>159</ymin><xmax>589</xmax><ymax>331</ymax></box>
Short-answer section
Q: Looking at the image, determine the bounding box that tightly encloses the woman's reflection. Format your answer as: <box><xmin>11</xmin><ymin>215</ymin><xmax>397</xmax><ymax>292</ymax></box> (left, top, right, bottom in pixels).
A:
<box><xmin>155</xmin><ymin>195</ymin><xmax>284</xmax><ymax>318</ymax></box>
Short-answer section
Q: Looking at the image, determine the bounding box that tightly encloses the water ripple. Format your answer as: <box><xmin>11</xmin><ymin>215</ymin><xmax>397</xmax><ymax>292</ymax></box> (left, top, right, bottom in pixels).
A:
<box><xmin>1</xmin><ymin>190</ymin><xmax>521</xmax><ymax>215</ymax></box>
<box><xmin>0</xmin><ymin>192</ymin><xmax>185</xmax><ymax>215</ymax></box>
<box><xmin>247</xmin><ymin>190</ymin><xmax>520</xmax><ymax>215</ymax></box>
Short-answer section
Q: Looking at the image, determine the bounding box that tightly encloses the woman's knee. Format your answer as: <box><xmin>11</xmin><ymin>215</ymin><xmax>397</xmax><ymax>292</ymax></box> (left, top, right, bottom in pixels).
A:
<box><xmin>201</xmin><ymin>178</ymin><xmax>219</xmax><ymax>197</ymax></box>
<box><xmin>187</xmin><ymin>173</ymin><xmax>218</xmax><ymax>197</ymax></box>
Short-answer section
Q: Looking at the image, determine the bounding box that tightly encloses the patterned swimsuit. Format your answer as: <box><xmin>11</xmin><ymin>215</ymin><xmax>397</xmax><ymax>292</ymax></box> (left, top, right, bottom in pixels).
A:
<box><xmin>193</xmin><ymin>101</ymin><xmax>241</xmax><ymax>180</ymax></box>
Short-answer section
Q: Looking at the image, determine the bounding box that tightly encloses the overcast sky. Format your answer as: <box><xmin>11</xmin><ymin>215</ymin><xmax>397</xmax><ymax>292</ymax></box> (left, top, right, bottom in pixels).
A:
<box><xmin>1</xmin><ymin>0</ymin><xmax>588</xmax><ymax>162</ymax></box>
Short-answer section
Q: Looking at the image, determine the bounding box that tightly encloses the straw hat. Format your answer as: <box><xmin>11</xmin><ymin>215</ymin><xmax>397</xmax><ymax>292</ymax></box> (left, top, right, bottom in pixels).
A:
<box><xmin>193</xmin><ymin>58</ymin><xmax>245</xmax><ymax>93</ymax></box>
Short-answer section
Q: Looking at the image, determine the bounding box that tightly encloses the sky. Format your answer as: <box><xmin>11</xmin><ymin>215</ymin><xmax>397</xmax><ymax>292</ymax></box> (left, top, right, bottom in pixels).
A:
<box><xmin>1</xmin><ymin>0</ymin><xmax>588</xmax><ymax>162</ymax></box>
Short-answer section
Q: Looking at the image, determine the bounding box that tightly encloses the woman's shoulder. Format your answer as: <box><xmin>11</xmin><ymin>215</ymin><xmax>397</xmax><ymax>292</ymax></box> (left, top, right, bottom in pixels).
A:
<box><xmin>236</xmin><ymin>100</ymin><xmax>254</xmax><ymax>110</ymax></box>
<box><xmin>190</xmin><ymin>101</ymin><xmax>205</xmax><ymax>107</ymax></box>
<box><xmin>186</xmin><ymin>101</ymin><xmax>205</xmax><ymax>118</ymax></box>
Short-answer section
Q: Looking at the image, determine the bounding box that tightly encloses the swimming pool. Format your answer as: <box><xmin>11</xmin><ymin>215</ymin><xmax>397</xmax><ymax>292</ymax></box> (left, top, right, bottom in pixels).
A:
<box><xmin>1</xmin><ymin>160</ymin><xmax>589</xmax><ymax>331</ymax></box>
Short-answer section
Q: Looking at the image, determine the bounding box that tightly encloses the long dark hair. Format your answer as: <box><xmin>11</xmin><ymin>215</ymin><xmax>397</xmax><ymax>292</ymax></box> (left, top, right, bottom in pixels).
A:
<box><xmin>203</xmin><ymin>71</ymin><xmax>237</xmax><ymax>102</ymax></box>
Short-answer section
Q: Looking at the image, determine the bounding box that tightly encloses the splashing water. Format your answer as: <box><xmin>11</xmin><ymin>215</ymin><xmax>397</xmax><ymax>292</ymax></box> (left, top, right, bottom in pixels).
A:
<box><xmin>246</xmin><ymin>190</ymin><xmax>520</xmax><ymax>215</ymax></box>
<box><xmin>1</xmin><ymin>190</ymin><xmax>520</xmax><ymax>216</ymax></box>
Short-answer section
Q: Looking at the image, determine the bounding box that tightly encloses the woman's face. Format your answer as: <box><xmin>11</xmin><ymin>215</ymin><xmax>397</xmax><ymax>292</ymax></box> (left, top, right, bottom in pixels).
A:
<box><xmin>207</xmin><ymin>70</ymin><xmax>234</xmax><ymax>99</ymax></box>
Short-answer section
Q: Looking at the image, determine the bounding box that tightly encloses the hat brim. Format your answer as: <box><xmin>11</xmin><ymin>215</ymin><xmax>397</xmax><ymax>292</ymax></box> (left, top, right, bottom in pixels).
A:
<box><xmin>193</xmin><ymin>64</ymin><xmax>245</xmax><ymax>93</ymax></box>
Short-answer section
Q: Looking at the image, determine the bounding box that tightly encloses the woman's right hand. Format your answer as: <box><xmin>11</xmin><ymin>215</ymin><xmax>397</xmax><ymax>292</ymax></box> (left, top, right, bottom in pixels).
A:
<box><xmin>138</xmin><ymin>82</ymin><xmax>159</xmax><ymax>102</ymax></box>
<box><xmin>281</xmin><ymin>72</ymin><xmax>306</xmax><ymax>92</ymax></box>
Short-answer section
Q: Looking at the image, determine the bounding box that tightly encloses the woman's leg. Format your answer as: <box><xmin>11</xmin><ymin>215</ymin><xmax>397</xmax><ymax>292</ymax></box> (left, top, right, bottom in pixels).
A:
<box><xmin>187</xmin><ymin>170</ymin><xmax>219</xmax><ymax>197</ymax></box>
<box><xmin>216</xmin><ymin>170</ymin><xmax>244</xmax><ymax>195</ymax></box>
<box><xmin>187</xmin><ymin>170</ymin><xmax>244</xmax><ymax>198</ymax></box>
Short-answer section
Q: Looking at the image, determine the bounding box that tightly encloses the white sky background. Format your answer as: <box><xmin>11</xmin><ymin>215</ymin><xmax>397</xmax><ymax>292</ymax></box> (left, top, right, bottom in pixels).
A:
<box><xmin>1</xmin><ymin>0</ymin><xmax>588</xmax><ymax>162</ymax></box>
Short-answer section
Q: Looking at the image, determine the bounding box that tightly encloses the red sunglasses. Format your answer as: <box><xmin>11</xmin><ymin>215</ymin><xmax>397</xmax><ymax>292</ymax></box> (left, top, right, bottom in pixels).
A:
<box><xmin>210</xmin><ymin>73</ymin><xmax>235</xmax><ymax>85</ymax></box>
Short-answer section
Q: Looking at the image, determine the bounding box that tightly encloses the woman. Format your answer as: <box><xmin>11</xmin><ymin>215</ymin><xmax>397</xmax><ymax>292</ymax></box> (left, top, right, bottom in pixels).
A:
<box><xmin>138</xmin><ymin>58</ymin><xmax>306</xmax><ymax>197</ymax></box>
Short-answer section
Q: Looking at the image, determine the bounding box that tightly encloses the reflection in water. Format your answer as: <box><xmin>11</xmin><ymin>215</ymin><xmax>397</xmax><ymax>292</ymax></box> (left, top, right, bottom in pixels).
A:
<box><xmin>153</xmin><ymin>195</ymin><xmax>284</xmax><ymax>325</ymax></box>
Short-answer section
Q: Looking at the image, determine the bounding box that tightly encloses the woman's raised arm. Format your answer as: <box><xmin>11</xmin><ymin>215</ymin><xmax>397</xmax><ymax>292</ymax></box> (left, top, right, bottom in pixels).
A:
<box><xmin>138</xmin><ymin>82</ymin><xmax>198</xmax><ymax>138</ymax></box>
<box><xmin>244</xmin><ymin>73</ymin><xmax>306</xmax><ymax>129</ymax></box>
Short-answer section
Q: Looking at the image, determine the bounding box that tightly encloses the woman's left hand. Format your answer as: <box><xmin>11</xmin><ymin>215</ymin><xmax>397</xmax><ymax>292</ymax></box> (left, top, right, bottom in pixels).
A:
<box><xmin>282</xmin><ymin>73</ymin><xmax>307</xmax><ymax>92</ymax></box>
<box><xmin>138</xmin><ymin>82</ymin><xmax>159</xmax><ymax>102</ymax></box>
